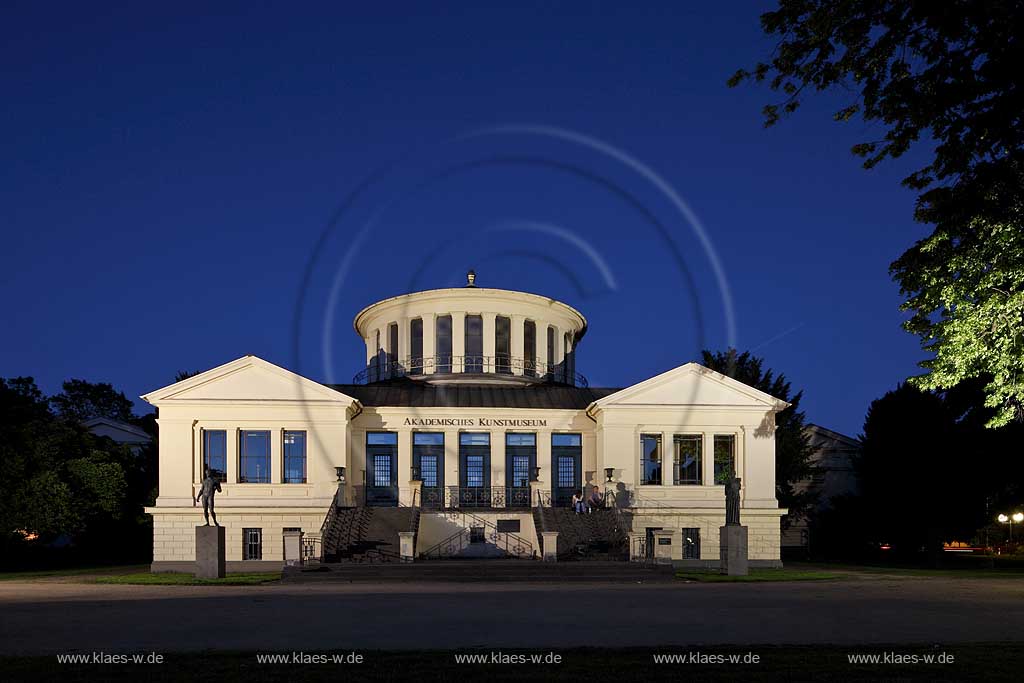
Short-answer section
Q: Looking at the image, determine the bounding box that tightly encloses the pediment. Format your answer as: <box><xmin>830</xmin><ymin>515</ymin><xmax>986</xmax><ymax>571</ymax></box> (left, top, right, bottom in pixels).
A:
<box><xmin>593</xmin><ymin>363</ymin><xmax>789</xmax><ymax>410</ymax></box>
<box><xmin>142</xmin><ymin>356</ymin><xmax>357</xmax><ymax>405</ymax></box>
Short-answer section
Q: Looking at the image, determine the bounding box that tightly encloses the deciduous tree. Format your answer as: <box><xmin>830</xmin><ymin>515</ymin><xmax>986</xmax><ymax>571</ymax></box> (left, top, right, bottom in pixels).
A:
<box><xmin>731</xmin><ymin>0</ymin><xmax>1024</xmax><ymax>426</ymax></box>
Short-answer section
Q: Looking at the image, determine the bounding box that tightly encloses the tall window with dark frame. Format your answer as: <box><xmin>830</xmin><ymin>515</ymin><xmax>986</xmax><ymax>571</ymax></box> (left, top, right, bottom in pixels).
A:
<box><xmin>465</xmin><ymin>314</ymin><xmax>483</xmax><ymax>372</ymax></box>
<box><xmin>283</xmin><ymin>430</ymin><xmax>306</xmax><ymax>484</ymax></box>
<box><xmin>563</xmin><ymin>332</ymin><xmax>572</xmax><ymax>383</ymax></box>
<box><xmin>714</xmin><ymin>434</ymin><xmax>736</xmax><ymax>484</ymax></box>
<box><xmin>551</xmin><ymin>433</ymin><xmax>582</xmax><ymax>507</ymax></box>
<box><xmin>436</xmin><ymin>315</ymin><xmax>452</xmax><ymax>373</ymax></box>
<box><xmin>673</xmin><ymin>434</ymin><xmax>702</xmax><ymax>485</ymax></box>
<box><xmin>524</xmin><ymin>320</ymin><xmax>536</xmax><ymax>377</ymax></box>
<box><xmin>640</xmin><ymin>434</ymin><xmax>662</xmax><ymax>486</ymax></box>
<box><xmin>243</xmin><ymin>528</ymin><xmax>262</xmax><ymax>560</ymax></box>
<box><xmin>419</xmin><ymin>454</ymin><xmax>438</xmax><ymax>487</ymax></box>
<box><xmin>372</xmin><ymin>330</ymin><xmax>381</xmax><ymax>381</ymax></box>
<box><xmin>459</xmin><ymin>432</ymin><xmax>490</xmax><ymax>501</ymax></box>
<box><xmin>546</xmin><ymin>326</ymin><xmax>555</xmax><ymax>379</ymax></box>
<box><xmin>388</xmin><ymin>322</ymin><xmax>398</xmax><ymax>376</ymax></box>
<box><xmin>495</xmin><ymin>316</ymin><xmax>511</xmax><ymax>373</ymax></box>
<box><xmin>682</xmin><ymin>527</ymin><xmax>701</xmax><ymax>560</ymax></box>
<box><xmin>506</xmin><ymin>433</ymin><xmax>535</xmax><ymax>486</ymax></box>
<box><xmin>413</xmin><ymin>432</ymin><xmax>444</xmax><ymax>507</ymax></box>
<box><xmin>202</xmin><ymin>429</ymin><xmax>227</xmax><ymax>482</ymax></box>
<box><xmin>239</xmin><ymin>430</ymin><xmax>271</xmax><ymax>483</ymax></box>
<box><xmin>505</xmin><ymin>432</ymin><xmax>535</xmax><ymax>507</ymax></box>
<box><xmin>410</xmin><ymin>318</ymin><xmax>423</xmax><ymax>375</ymax></box>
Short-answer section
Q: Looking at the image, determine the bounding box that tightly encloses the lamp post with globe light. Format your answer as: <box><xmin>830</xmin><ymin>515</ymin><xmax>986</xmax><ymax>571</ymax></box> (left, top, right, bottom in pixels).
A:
<box><xmin>998</xmin><ymin>512</ymin><xmax>1024</xmax><ymax>544</ymax></box>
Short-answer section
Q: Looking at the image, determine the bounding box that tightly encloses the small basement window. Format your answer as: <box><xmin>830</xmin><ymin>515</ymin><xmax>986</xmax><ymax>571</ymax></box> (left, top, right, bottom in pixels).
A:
<box><xmin>496</xmin><ymin>519</ymin><xmax>521</xmax><ymax>533</ymax></box>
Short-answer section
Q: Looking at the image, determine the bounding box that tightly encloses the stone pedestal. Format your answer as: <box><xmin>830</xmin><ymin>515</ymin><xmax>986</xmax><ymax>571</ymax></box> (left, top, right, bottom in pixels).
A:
<box><xmin>195</xmin><ymin>525</ymin><xmax>225</xmax><ymax>579</ymax></box>
<box><xmin>398</xmin><ymin>531</ymin><xmax>416</xmax><ymax>562</ymax></box>
<box><xmin>627</xmin><ymin>531</ymin><xmax>645</xmax><ymax>562</ymax></box>
<box><xmin>719</xmin><ymin>525</ymin><xmax>749</xmax><ymax>576</ymax></box>
<box><xmin>541</xmin><ymin>531</ymin><xmax>559</xmax><ymax>561</ymax></box>
<box><xmin>652</xmin><ymin>529</ymin><xmax>675</xmax><ymax>565</ymax></box>
<box><xmin>283</xmin><ymin>529</ymin><xmax>303</xmax><ymax>567</ymax></box>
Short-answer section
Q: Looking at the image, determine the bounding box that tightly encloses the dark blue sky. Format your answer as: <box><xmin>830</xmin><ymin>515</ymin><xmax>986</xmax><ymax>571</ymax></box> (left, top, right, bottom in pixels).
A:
<box><xmin>1</xmin><ymin>2</ymin><xmax>930</xmax><ymax>436</ymax></box>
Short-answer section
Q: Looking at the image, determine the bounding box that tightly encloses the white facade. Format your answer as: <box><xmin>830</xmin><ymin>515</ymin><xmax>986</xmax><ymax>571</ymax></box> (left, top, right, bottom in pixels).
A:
<box><xmin>144</xmin><ymin>279</ymin><xmax>789</xmax><ymax>570</ymax></box>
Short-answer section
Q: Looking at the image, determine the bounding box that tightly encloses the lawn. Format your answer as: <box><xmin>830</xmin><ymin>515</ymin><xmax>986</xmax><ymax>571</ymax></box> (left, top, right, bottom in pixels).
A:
<box><xmin>786</xmin><ymin>561</ymin><xmax>1024</xmax><ymax>580</ymax></box>
<box><xmin>93</xmin><ymin>572</ymin><xmax>281</xmax><ymax>586</ymax></box>
<box><xmin>675</xmin><ymin>568</ymin><xmax>842</xmax><ymax>582</ymax></box>
<box><xmin>0</xmin><ymin>565</ymin><xmax>149</xmax><ymax>581</ymax></box>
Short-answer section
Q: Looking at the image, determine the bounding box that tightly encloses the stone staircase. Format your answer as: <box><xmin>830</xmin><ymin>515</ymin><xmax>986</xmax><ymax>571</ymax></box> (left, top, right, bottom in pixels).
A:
<box><xmin>533</xmin><ymin>507</ymin><xmax>629</xmax><ymax>561</ymax></box>
<box><xmin>323</xmin><ymin>507</ymin><xmax>419</xmax><ymax>563</ymax></box>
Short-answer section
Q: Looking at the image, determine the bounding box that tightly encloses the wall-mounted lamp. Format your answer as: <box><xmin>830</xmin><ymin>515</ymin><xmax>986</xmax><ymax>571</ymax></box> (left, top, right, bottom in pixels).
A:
<box><xmin>604</xmin><ymin>467</ymin><xmax>615</xmax><ymax>483</ymax></box>
<box><xmin>335</xmin><ymin>466</ymin><xmax>346</xmax><ymax>484</ymax></box>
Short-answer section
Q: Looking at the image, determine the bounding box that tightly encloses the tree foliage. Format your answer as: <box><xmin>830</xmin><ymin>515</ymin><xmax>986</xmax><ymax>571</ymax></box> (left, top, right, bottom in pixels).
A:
<box><xmin>50</xmin><ymin>378</ymin><xmax>136</xmax><ymax>423</ymax></box>
<box><xmin>174</xmin><ymin>370</ymin><xmax>200</xmax><ymax>383</ymax></box>
<box><xmin>0</xmin><ymin>377</ymin><xmax>156</xmax><ymax>568</ymax></box>
<box><xmin>731</xmin><ymin>0</ymin><xmax>1024</xmax><ymax>426</ymax></box>
<box><xmin>701</xmin><ymin>349</ymin><xmax>817</xmax><ymax>523</ymax></box>
<box><xmin>811</xmin><ymin>379</ymin><xmax>1023</xmax><ymax>560</ymax></box>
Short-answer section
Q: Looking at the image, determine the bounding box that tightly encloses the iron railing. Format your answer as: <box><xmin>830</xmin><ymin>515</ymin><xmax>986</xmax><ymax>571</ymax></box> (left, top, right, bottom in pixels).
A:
<box><xmin>417</xmin><ymin>486</ymin><xmax>534</xmax><ymax>510</ymax></box>
<box><xmin>301</xmin><ymin>535</ymin><xmax>322</xmax><ymax>564</ymax></box>
<box><xmin>353</xmin><ymin>355</ymin><xmax>587</xmax><ymax>387</ymax></box>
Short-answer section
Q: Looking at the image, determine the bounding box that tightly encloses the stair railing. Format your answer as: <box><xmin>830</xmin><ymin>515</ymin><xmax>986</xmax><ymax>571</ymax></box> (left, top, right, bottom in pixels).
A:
<box><xmin>316</xmin><ymin>486</ymin><xmax>344</xmax><ymax>562</ymax></box>
<box><xmin>419</xmin><ymin>527</ymin><xmax>472</xmax><ymax>560</ymax></box>
<box><xmin>419</xmin><ymin>509</ymin><xmax>535</xmax><ymax>559</ymax></box>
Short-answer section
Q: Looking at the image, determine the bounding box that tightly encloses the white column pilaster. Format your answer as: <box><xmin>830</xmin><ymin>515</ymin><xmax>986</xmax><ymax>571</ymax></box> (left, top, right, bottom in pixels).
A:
<box><xmin>227</xmin><ymin>428</ymin><xmax>239</xmax><ymax>484</ymax></box>
<box><xmin>703</xmin><ymin>433</ymin><xmax>715</xmax><ymax>486</ymax></box>
<box><xmin>537</xmin><ymin>429</ymin><xmax>552</xmax><ymax>494</ymax></box>
<box><xmin>270</xmin><ymin>427</ymin><xmax>282</xmax><ymax>484</ymax></box>
<box><xmin>491</xmin><ymin>430</ymin><xmax>505</xmax><ymax>506</ymax></box>
<box><xmin>661</xmin><ymin>431</ymin><xmax>672</xmax><ymax>487</ymax></box>
<box><xmin>397</xmin><ymin>429</ymin><xmax>412</xmax><ymax>505</ymax></box>
<box><xmin>444</xmin><ymin>429</ymin><xmax>460</xmax><ymax>505</ymax></box>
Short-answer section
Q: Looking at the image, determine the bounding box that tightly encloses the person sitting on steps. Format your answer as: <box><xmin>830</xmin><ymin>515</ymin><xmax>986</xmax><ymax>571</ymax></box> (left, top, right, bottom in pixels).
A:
<box><xmin>587</xmin><ymin>486</ymin><xmax>603</xmax><ymax>513</ymax></box>
<box><xmin>571</xmin><ymin>490</ymin><xmax>584</xmax><ymax>514</ymax></box>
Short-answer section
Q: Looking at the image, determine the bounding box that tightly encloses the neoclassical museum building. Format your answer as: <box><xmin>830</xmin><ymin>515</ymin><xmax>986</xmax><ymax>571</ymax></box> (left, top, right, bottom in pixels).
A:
<box><xmin>144</xmin><ymin>273</ymin><xmax>789</xmax><ymax>571</ymax></box>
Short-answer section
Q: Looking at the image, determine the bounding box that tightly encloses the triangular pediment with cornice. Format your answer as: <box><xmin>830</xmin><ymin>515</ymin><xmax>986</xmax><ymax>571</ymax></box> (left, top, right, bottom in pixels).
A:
<box><xmin>591</xmin><ymin>363</ymin><xmax>789</xmax><ymax>411</ymax></box>
<box><xmin>141</xmin><ymin>355</ymin><xmax>358</xmax><ymax>406</ymax></box>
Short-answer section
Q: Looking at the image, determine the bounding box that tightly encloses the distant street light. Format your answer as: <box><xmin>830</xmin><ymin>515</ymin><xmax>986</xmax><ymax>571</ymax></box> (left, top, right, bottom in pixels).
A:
<box><xmin>998</xmin><ymin>512</ymin><xmax>1023</xmax><ymax>543</ymax></box>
